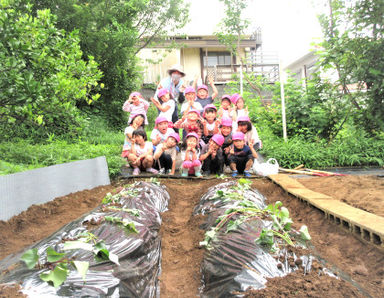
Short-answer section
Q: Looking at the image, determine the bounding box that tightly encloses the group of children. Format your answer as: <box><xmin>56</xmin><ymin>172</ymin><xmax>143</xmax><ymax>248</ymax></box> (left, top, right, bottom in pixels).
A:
<box><xmin>121</xmin><ymin>83</ymin><xmax>262</xmax><ymax>177</ymax></box>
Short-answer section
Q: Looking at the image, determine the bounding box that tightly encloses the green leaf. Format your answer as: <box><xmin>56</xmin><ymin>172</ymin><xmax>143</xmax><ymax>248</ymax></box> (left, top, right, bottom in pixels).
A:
<box><xmin>46</xmin><ymin>247</ymin><xmax>66</xmax><ymax>262</ymax></box>
<box><xmin>21</xmin><ymin>248</ymin><xmax>39</xmax><ymax>269</ymax></box>
<box><xmin>300</xmin><ymin>225</ymin><xmax>311</xmax><ymax>241</ymax></box>
<box><xmin>63</xmin><ymin>241</ymin><xmax>93</xmax><ymax>252</ymax></box>
<box><xmin>121</xmin><ymin>219</ymin><xmax>139</xmax><ymax>233</ymax></box>
<box><xmin>40</xmin><ymin>263</ymin><xmax>68</xmax><ymax>288</ymax></box>
<box><xmin>73</xmin><ymin>261</ymin><xmax>89</xmax><ymax>280</ymax></box>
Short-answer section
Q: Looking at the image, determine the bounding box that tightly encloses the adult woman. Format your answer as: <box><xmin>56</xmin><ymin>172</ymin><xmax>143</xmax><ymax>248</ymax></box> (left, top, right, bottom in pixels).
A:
<box><xmin>155</xmin><ymin>64</ymin><xmax>187</xmax><ymax>123</ymax></box>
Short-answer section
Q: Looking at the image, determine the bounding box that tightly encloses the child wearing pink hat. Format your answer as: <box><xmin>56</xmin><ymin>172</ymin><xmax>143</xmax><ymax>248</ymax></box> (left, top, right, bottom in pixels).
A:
<box><xmin>174</xmin><ymin>109</ymin><xmax>204</xmax><ymax>142</ymax></box>
<box><xmin>150</xmin><ymin>116</ymin><xmax>175</xmax><ymax>146</ymax></box>
<box><xmin>199</xmin><ymin>134</ymin><xmax>225</xmax><ymax>175</ymax></box>
<box><xmin>180</xmin><ymin>87</ymin><xmax>203</xmax><ymax>116</ymax></box>
<box><xmin>219</xmin><ymin>117</ymin><xmax>234</xmax><ymax>169</ymax></box>
<box><xmin>218</xmin><ymin>94</ymin><xmax>233</xmax><ymax>119</ymax></box>
<box><xmin>202</xmin><ymin>104</ymin><xmax>220</xmax><ymax>144</ymax></box>
<box><xmin>180</xmin><ymin>132</ymin><xmax>202</xmax><ymax>177</ymax></box>
<box><xmin>231</xmin><ymin>93</ymin><xmax>249</xmax><ymax>122</ymax></box>
<box><xmin>122</xmin><ymin>92</ymin><xmax>150</xmax><ymax>124</ymax></box>
<box><xmin>236</xmin><ymin>116</ymin><xmax>262</xmax><ymax>151</ymax></box>
<box><xmin>150</xmin><ymin>88</ymin><xmax>175</xmax><ymax>126</ymax></box>
<box><xmin>192</xmin><ymin>76</ymin><xmax>218</xmax><ymax>108</ymax></box>
<box><xmin>153</xmin><ymin>132</ymin><xmax>180</xmax><ymax>175</ymax></box>
<box><xmin>228</xmin><ymin>132</ymin><xmax>254</xmax><ymax>177</ymax></box>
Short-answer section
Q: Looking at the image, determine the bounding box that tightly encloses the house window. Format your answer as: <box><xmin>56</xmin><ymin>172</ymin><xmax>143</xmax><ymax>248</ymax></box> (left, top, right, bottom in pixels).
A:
<box><xmin>204</xmin><ymin>52</ymin><xmax>231</xmax><ymax>67</ymax></box>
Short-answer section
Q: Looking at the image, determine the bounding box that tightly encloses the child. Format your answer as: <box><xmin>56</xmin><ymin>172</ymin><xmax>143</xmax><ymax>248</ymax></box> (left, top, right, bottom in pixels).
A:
<box><xmin>193</xmin><ymin>76</ymin><xmax>218</xmax><ymax>108</ymax></box>
<box><xmin>228</xmin><ymin>132</ymin><xmax>255</xmax><ymax>177</ymax></box>
<box><xmin>219</xmin><ymin>117</ymin><xmax>234</xmax><ymax>169</ymax></box>
<box><xmin>180</xmin><ymin>132</ymin><xmax>202</xmax><ymax>177</ymax></box>
<box><xmin>153</xmin><ymin>132</ymin><xmax>180</xmax><ymax>175</ymax></box>
<box><xmin>199</xmin><ymin>134</ymin><xmax>225</xmax><ymax>175</ymax></box>
<box><xmin>218</xmin><ymin>94</ymin><xmax>233</xmax><ymax>119</ymax></box>
<box><xmin>150</xmin><ymin>116</ymin><xmax>175</xmax><ymax>147</ymax></box>
<box><xmin>150</xmin><ymin>88</ymin><xmax>175</xmax><ymax>126</ymax></box>
<box><xmin>180</xmin><ymin>86</ymin><xmax>203</xmax><ymax>116</ymax></box>
<box><xmin>127</xmin><ymin>129</ymin><xmax>158</xmax><ymax>175</ymax></box>
<box><xmin>236</xmin><ymin>116</ymin><xmax>262</xmax><ymax>151</ymax></box>
<box><xmin>121</xmin><ymin>114</ymin><xmax>146</xmax><ymax>164</ymax></box>
<box><xmin>231</xmin><ymin>93</ymin><xmax>249</xmax><ymax>122</ymax></box>
<box><xmin>122</xmin><ymin>92</ymin><xmax>150</xmax><ymax>124</ymax></box>
<box><xmin>202</xmin><ymin>104</ymin><xmax>220</xmax><ymax>144</ymax></box>
<box><xmin>173</xmin><ymin>109</ymin><xmax>204</xmax><ymax>141</ymax></box>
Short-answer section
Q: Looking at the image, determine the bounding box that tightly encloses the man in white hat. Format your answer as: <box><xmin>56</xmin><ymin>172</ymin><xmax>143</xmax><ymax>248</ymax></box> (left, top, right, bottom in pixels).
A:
<box><xmin>155</xmin><ymin>64</ymin><xmax>187</xmax><ymax>123</ymax></box>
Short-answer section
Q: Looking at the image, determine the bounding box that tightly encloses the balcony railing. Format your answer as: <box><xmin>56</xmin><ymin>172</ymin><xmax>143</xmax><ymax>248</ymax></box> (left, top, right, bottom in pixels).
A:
<box><xmin>205</xmin><ymin>64</ymin><xmax>279</xmax><ymax>84</ymax></box>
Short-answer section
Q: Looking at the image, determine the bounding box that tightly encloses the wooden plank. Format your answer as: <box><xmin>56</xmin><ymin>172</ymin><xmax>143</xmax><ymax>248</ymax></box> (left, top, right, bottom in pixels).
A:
<box><xmin>268</xmin><ymin>174</ymin><xmax>384</xmax><ymax>241</ymax></box>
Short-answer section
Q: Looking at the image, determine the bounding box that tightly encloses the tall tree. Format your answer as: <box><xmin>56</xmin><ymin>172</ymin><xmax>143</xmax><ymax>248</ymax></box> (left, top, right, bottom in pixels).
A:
<box><xmin>25</xmin><ymin>0</ymin><xmax>189</xmax><ymax>126</ymax></box>
<box><xmin>318</xmin><ymin>0</ymin><xmax>384</xmax><ymax>134</ymax></box>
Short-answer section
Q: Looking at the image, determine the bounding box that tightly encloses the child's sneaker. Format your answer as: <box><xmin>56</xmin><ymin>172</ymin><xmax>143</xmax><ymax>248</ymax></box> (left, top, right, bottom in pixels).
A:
<box><xmin>132</xmin><ymin>167</ymin><xmax>140</xmax><ymax>176</ymax></box>
<box><xmin>232</xmin><ymin>170</ymin><xmax>238</xmax><ymax>177</ymax></box>
<box><xmin>159</xmin><ymin>168</ymin><xmax>166</xmax><ymax>175</ymax></box>
<box><xmin>243</xmin><ymin>171</ymin><xmax>252</xmax><ymax>177</ymax></box>
<box><xmin>195</xmin><ymin>171</ymin><xmax>202</xmax><ymax>177</ymax></box>
<box><xmin>146</xmin><ymin>167</ymin><xmax>159</xmax><ymax>174</ymax></box>
<box><xmin>181</xmin><ymin>172</ymin><xmax>188</xmax><ymax>177</ymax></box>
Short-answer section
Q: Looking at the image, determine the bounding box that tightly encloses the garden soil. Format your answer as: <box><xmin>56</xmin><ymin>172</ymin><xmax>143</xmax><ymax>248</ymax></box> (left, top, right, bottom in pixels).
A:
<box><xmin>1</xmin><ymin>175</ymin><xmax>384</xmax><ymax>297</ymax></box>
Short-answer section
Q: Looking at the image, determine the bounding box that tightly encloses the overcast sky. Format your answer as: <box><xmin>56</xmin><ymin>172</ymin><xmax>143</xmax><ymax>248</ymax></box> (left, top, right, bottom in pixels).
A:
<box><xmin>184</xmin><ymin>0</ymin><xmax>324</xmax><ymax>66</ymax></box>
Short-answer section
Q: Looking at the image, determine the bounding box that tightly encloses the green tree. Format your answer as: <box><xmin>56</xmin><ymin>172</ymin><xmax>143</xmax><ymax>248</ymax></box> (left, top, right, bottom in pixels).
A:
<box><xmin>0</xmin><ymin>1</ymin><xmax>102</xmax><ymax>140</ymax></box>
<box><xmin>25</xmin><ymin>0</ymin><xmax>189</xmax><ymax>127</ymax></box>
<box><xmin>318</xmin><ymin>0</ymin><xmax>384</xmax><ymax>134</ymax></box>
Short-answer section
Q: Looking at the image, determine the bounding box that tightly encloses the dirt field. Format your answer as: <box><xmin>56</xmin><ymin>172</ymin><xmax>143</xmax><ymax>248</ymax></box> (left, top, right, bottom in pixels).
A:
<box><xmin>1</xmin><ymin>175</ymin><xmax>383</xmax><ymax>297</ymax></box>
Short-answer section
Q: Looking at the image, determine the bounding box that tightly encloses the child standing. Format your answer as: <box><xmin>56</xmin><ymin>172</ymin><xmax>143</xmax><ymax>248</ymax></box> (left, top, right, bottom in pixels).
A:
<box><xmin>180</xmin><ymin>87</ymin><xmax>203</xmax><ymax>116</ymax></box>
<box><xmin>180</xmin><ymin>132</ymin><xmax>202</xmax><ymax>177</ymax></box>
<box><xmin>228</xmin><ymin>132</ymin><xmax>255</xmax><ymax>177</ymax></box>
<box><xmin>231</xmin><ymin>93</ymin><xmax>249</xmax><ymax>122</ymax></box>
<box><xmin>127</xmin><ymin>130</ymin><xmax>158</xmax><ymax>175</ymax></box>
<box><xmin>153</xmin><ymin>132</ymin><xmax>180</xmax><ymax>175</ymax></box>
<box><xmin>122</xmin><ymin>92</ymin><xmax>150</xmax><ymax>124</ymax></box>
<box><xmin>150</xmin><ymin>88</ymin><xmax>175</xmax><ymax>126</ymax></box>
<box><xmin>199</xmin><ymin>134</ymin><xmax>225</xmax><ymax>175</ymax></box>
<box><xmin>193</xmin><ymin>76</ymin><xmax>218</xmax><ymax>108</ymax></box>
<box><xmin>150</xmin><ymin>116</ymin><xmax>175</xmax><ymax>147</ymax></box>
<box><xmin>202</xmin><ymin>104</ymin><xmax>220</xmax><ymax>144</ymax></box>
<box><xmin>121</xmin><ymin>114</ymin><xmax>146</xmax><ymax>163</ymax></box>
<box><xmin>218</xmin><ymin>94</ymin><xmax>233</xmax><ymax>119</ymax></box>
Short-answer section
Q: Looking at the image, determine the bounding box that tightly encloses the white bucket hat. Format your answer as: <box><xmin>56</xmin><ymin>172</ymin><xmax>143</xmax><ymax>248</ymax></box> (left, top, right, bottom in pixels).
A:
<box><xmin>167</xmin><ymin>64</ymin><xmax>185</xmax><ymax>77</ymax></box>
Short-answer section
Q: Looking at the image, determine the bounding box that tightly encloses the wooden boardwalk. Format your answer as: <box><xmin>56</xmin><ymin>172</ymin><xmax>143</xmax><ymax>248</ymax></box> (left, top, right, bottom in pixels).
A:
<box><xmin>268</xmin><ymin>174</ymin><xmax>384</xmax><ymax>248</ymax></box>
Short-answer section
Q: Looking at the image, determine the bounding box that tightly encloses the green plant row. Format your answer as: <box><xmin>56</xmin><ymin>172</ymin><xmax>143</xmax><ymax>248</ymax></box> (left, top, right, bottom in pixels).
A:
<box><xmin>0</xmin><ymin>139</ymin><xmax>124</xmax><ymax>178</ymax></box>
<box><xmin>259</xmin><ymin>128</ymin><xmax>384</xmax><ymax>169</ymax></box>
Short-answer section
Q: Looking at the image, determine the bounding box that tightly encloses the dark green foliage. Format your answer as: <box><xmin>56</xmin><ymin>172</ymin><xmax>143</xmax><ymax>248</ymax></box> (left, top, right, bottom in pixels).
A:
<box><xmin>24</xmin><ymin>0</ymin><xmax>189</xmax><ymax>128</ymax></box>
<box><xmin>0</xmin><ymin>1</ymin><xmax>102</xmax><ymax>139</ymax></box>
<box><xmin>318</xmin><ymin>0</ymin><xmax>384</xmax><ymax>134</ymax></box>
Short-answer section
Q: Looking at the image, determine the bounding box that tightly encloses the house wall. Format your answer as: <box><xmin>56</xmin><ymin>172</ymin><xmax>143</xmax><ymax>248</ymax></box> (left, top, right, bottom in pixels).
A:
<box><xmin>138</xmin><ymin>48</ymin><xmax>180</xmax><ymax>84</ymax></box>
<box><xmin>182</xmin><ymin>48</ymin><xmax>201</xmax><ymax>84</ymax></box>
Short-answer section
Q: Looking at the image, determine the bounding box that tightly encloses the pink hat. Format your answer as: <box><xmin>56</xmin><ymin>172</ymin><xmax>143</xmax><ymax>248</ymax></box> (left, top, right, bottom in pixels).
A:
<box><xmin>230</xmin><ymin>93</ymin><xmax>242</xmax><ymax>104</ymax></box>
<box><xmin>168</xmin><ymin>132</ymin><xmax>180</xmax><ymax>143</ymax></box>
<box><xmin>220</xmin><ymin>117</ymin><xmax>233</xmax><ymax>127</ymax></box>
<box><xmin>237</xmin><ymin>116</ymin><xmax>251</xmax><ymax>123</ymax></box>
<box><xmin>184</xmin><ymin>86</ymin><xmax>196</xmax><ymax>95</ymax></box>
<box><xmin>211</xmin><ymin>134</ymin><xmax>224</xmax><ymax>146</ymax></box>
<box><xmin>221</xmin><ymin>94</ymin><xmax>231</xmax><ymax>102</ymax></box>
<box><xmin>186</xmin><ymin>132</ymin><xmax>199</xmax><ymax>140</ymax></box>
<box><xmin>232</xmin><ymin>132</ymin><xmax>245</xmax><ymax>141</ymax></box>
<box><xmin>197</xmin><ymin>84</ymin><xmax>208</xmax><ymax>91</ymax></box>
<box><xmin>188</xmin><ymin>109</ymin><xmax>200</xmax><ymax>116</ymax></box>
<box><xmin>130</xmin><ymin>91</ymin><xmax>141</xmax><ymax>98</ymax></box>
<box><xmin>204</xmin><ymin>104</ymin><xmax>217</xmax><ymax>112</ymax></box>
<box><xmin>157</xmin><ymin>88</ymin><xmax>169</xmax><ymax>98</ymax></box>
<box><xmin>155</xmin><ymin>116</ymin><xmax>168</xmax><ymax>125</ymax></box>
